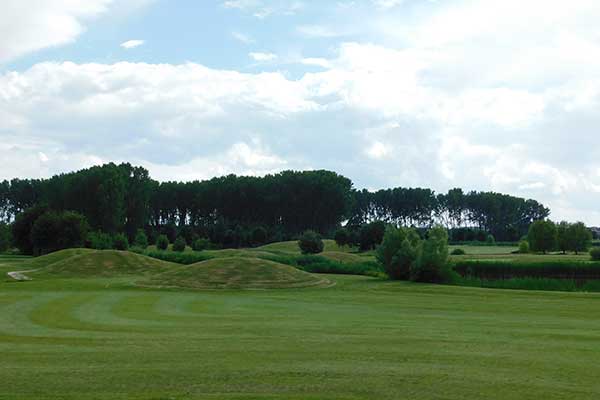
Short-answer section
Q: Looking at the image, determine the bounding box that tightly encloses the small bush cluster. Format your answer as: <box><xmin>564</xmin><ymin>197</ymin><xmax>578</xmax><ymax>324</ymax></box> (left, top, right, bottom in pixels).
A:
<box><xmin>376</xmin><ymin>225</ymin><xmax>451</xmax><ymax>283</ymax></box>
<box><xmin>112</xmin><ymin>233</ymin><xmax>129</xmax><ymax>250</ymax></box>
<box><xmin>519</xmin><ymin>240</ymin><xmax>529</xmax><ymax>254</ymax></box>
<box><xmin>450</xmin><ymin>248</ymin><xmax>466</xmax><ymax>255</ymax></box>
<box><xmin>156</xmin><ymin>235</ymin><xmax>169</xmax><ymax>251</ymax></box>
<box><xmin>298</xmin><ymin>231</ymin><xmax>324</xmax><ymax>254</ymax></box>
<box><xmin>172</xmin><ymin>237</ymin><xmax>187</xmax><ymax>252</ymax></box>
<box><xmin>192</xmin><ymin>238</ymin><xmax>210</xmax><ymax>252</ymax></box>
<box><xmin>590</xmin><ymin>248</ymin><xmax>600</xmax><ymax>261</ymax></box>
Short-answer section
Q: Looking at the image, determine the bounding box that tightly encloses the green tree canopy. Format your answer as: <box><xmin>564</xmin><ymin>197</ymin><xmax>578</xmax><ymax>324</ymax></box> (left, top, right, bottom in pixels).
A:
<box><xmin>528</xmin><ymin>220</ymin><xmax>557</xmax><ymax>254</ymax></box>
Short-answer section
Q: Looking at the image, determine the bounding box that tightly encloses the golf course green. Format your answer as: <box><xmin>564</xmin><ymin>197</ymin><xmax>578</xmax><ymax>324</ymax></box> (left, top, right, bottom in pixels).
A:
<box><xmin>1</xmin><ymin>251</ymin><xmax>600</xmax><ymax>399</ymax></box>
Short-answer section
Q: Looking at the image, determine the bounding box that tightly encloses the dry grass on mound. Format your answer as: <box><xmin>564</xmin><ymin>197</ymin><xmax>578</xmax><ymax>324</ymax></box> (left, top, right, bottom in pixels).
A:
<box><xmin>31</xmin><ymin>250</ymin><xmax>176</xmax><ymax>278</ymax></box>
<box><xmin>139</xmin><ymin>257</ymin><xmax>332</xmax><ymax>290</ymax></box>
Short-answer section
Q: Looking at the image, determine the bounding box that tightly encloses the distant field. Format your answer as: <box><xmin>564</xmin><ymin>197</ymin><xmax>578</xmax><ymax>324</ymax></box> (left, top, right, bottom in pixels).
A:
<box><xmin>449</xmin><ymin>245</ymin><xmax>518</xmax><ymax>255</ymax></box>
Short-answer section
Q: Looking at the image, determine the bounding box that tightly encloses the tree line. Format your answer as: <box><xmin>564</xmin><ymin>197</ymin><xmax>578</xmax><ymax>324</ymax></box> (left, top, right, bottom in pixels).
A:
<box><xmin>0</xmin><ymin>162</ymin><xmax>550</xmax><ymax>254</ymax></box>
<box><xmin>349</xmin><ymin>187</ymin><xmax>549</xmax><ymax>241</ymax></box>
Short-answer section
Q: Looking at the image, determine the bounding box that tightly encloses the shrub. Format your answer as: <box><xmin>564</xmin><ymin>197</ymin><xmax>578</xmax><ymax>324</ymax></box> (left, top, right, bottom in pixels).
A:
<box><xmin>134</xmin><ymin>229</ymin><xmax>148</xmax><ymax>248</ymax></box>
<box><xmin>519</xmin><ymin>240</ymin><xmax>529</xmax><ymax>254</ymax></box>
<box><xmin>0</xmin><ymin>223</ymin><xmax>11</xmax><ymax>253</ymax></box>
<box><xmin>172</xmin><ymin>237</ymin><xmax>187</xmax><ymax>252</ymax></box>
<box><xmin>451</xmin><ymin>248</ymin><xmax>466</xmax><ymax>255</ymax></box>
<box><xmin>376</xmin><ymin>226</ymin><xmax>420</xmax><ymax>280</ymax></box>
<box><xmin>590</xmin><ymin>248</ymin><xmax>600</xmax><ymax>261</ymax></box>
<box><xmin>359</xmin><ymin>221</ymin><xmax>386</xmax><ymax>251</ymax></box>
<box><xmin>156</xmin><ymin>235</ymin><xmax>169</xmax><ymax>251</ymax></box>
<box><xmin>334</xmin><ymin>228</ymin><xmax>350</xmax><ymax>247</ymax></box>
<box><xmin>192</xmin><ymin>238</ymin><xmax>210</xmax><ymax>252</ymax></box>
<box><xmin>251</xmin><ymin>226</ymin><xmax>268</xmax><ymax>246</ymax></box>
<box><xmin>411</xmin><ymin>226</ymin><xmax>450</xmax><ymax>283</ymax></box>
<box><xmin>486</xmin><ymin>234</ymin><xmax>495</xmax><ymax>245</ymax></box>
<box><xmin>88</xmin><ymin>231</ymin><xmax>113</xmax><ymax>250</ymax></box>
<box><xmin>298</xmin><ymin>230</ymin><xmax>324</xmax><ymax>254</ymax></box>
<box><xmin>112</xmin><ymin>233</ymin><xmax>129</xmax><ymax>251</ymax></box>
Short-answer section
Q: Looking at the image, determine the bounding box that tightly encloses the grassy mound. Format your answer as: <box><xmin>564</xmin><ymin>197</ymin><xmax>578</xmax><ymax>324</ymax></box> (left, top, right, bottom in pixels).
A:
<box><xmin>31</xmin><ymin>250</ymin><xmax>175</xmax><ymax>278</ymax></box>
<box><xmin>258</xmin><ymin>240</ymin><xmax>348</xmax><ymax>254</ymax></box>
<box><xmin>12</xmin><ymin>249</ymin><xmax>95</xmax><ymax>271</ymax></box>
<box><xmin>140</xmin><ymin>257</ymin><xmax>331</xmax><ymax>289</ymax></box>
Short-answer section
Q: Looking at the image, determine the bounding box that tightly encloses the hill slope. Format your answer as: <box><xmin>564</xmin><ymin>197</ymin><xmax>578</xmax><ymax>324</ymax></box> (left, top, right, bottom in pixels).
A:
<box><xmin>30</xmin><ymin>250</ymin><xmax>175</xmax><ymax>278</ymax></box>
<box><xmin>139</xmin><ymin>257</ymin><xmax>331</xmax><ymax>289</ymax></box>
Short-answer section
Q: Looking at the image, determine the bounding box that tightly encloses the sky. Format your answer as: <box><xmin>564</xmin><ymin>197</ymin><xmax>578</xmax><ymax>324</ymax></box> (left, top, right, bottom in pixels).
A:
<box><xmin>2</xmin><ymin>0</ymin><xmax>600</xmax><ymax>224</ymax></box>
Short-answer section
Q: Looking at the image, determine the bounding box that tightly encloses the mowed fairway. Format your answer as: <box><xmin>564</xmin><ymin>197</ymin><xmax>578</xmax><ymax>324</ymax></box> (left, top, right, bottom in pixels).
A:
<box><xmin>2</xmin><ymin>258</ymin><xmax>600</xmax><ymax>399</ymax></box>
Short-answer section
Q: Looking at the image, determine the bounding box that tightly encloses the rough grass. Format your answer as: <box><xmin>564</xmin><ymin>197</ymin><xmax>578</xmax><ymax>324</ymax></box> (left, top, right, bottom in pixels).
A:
<box><xmin>29</xmin><ymin>250</ymin><xmax>176</xmax><ymax>278</ymax></box>
<box><xmin>139</xmin><ymin>257</ymin><xmax>331</xmax><ymax>290</ymax></box>
<box><xmin>1</xmin><ymin>271</ymin><xmax>600</xmax><ymax>399</ymax></box>
<box><xmin>9</xmin><ymin>248</ymin><xmax>95</xmax><ymax>271</ymax></box>
<box><xmin>258</xmin><ymin>239</ymin><xmax>349</xmax><ymax>254</ymax></box>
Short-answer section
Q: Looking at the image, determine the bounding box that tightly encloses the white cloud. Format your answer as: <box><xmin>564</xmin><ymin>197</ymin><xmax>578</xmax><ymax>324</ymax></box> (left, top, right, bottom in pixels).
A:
<box><xmin>0</xmin><ymin>0</ymin><xmax>113</xmax><ymax>63</ymax></box>
<box><xmin>231</xmin><ymin>32</ymin><xmax>255</xmax><ymax>44</ymax></box>
<box><xmin>249</xmin><ymin>52</ymin><xmax>278</xmax><ymax>62</ymax></box>
<box><xmin>365</xmin><ymin>142</ymin><xmax>390</xmax><ymax>159</ymax></box>
<box><xmin>301</xmin><ymin>58</ymin><xmax>332</xmax><ymax>69</ymax></box>
<box><xmin>120</xmin><ymin>40</ymin><xmax>145</xmax><ymax>49</ymax></box>
<box><xmin>5</xmin><ymin>0</ymin><xmax>600</xmax><ymax>224</ymax></box>
<box><xmin>372</xmin><ymin>0</ymin><xmax>404</xmax><ymax>9</ymax></box>
<box><xmin>222</xmin><ymin>0</ymin><xmax>303</xmax><ymax>18</ymax></box>
<box><xmin>297</xmin><ymin>25</ymin><xmax>345</xmax><ymax>38</ymax></box>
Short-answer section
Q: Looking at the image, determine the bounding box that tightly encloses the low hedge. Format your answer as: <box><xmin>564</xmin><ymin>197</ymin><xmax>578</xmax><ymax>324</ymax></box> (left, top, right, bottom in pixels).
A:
<box><xmin>453</xmin><ymin>260</ymin><xmax>600</xmax><ymax>280</ymax></box>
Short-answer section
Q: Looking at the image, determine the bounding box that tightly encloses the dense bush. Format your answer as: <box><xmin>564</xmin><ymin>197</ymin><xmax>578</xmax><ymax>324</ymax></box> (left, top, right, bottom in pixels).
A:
<box><xmin>156</xmin><ymin>235</ymin><xmax>169</xmax><ymax>251</ymax></box>
<box><xmin>376</xmin><ymin>226</ymin><xmax>420</xmax><ymax>280</ymax></box>
<box><xmin>590</xmin><ymin>248</ymin><xmax>600</xmax><ymax>261</ymax></box>
<box><xmin>519</xmin><ymin>240</ymin><xmax>530</xmax><ymax>254</ymax></box>
<box><xmin>88</xmin><ymin>231</ymin><xmax>113</xmax><ymax>250</ymax></box>
<box><xmin>192</xmin><ymin>238</ymin><xmax>210</xmax><ymax>252</ymax></box>
<box><xmin>298</xmin><ymin>230</ymin><xmax>324</xmax><ymax>254</ymax></box>
<box><xmin>486</xmin><ymin>234</ymin><xmax>495</xmax><ymax>245</ymax></box>
<box><xmin>112</xmin><ymin>233</ymin><xmax>129</xmax><ymax>251</ymax></box>
<box><xmin>359</xmin><ymin>221</ymin><xmax>386</xmax><ymax>251</ymax></box>
<box><xmin>0</xmin><ymin>223</ymin><xmax>10</xmax><ymax>252</ymax></box>
<box><xmin>334</xmin><ymin>228</ymin><xmax>351</xmax><ymax>247</ymax></box>
<box><xmin>450</xmin><ymin>248</ymin><xmax>466</xmax><ymax>255</ymax></box>
<box><xmin>250</xmin><ymin>226</ymin><xmax>268</xmax><ymax>246</ymax></box>
<box><xmin>411</xmin><ymin>226</ymin><xmax>450</xmax><ymax>283</ymax></box>
<box><xmin>172</xmin><ymin>237</ymin><xmax>187</xmax><ymax>252</ymax></box>
<box><xmin>134</xmin><ymin>229</ymin><xmax>148</xmax><ymax>248</ymax></box>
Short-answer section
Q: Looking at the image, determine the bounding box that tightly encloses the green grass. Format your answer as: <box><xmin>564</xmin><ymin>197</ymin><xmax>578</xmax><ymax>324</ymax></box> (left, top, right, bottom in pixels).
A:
<box><xmin>258</xmin><ymin>239</ymin><xmax>351</xmax><ymax>254</ymax></box>
<box><xmin>448</xmin><ymin>244</ymin><xmax>518</xmax><ymax>255</ymax></box>
<box><xmin>140</xmin><ymin>257</ymin><xmax>331</xmax><ymax>290</ymax></box>
<box><xmin>2</xmin><ymin>263</ymin><xmax>600</xmax><ymax>399</ymax></box>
